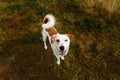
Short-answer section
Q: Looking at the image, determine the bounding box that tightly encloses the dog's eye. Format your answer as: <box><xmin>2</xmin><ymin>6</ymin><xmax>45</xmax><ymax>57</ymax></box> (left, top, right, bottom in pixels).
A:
<box><xmin>56</xmin><ymin>39</ymin><xmax>60</xmax><ymax>42</ymax></box>
<box><xmin>65</xmin><ymin>39</ymin><xmax>68</xmax><ymax>42</ymax></box>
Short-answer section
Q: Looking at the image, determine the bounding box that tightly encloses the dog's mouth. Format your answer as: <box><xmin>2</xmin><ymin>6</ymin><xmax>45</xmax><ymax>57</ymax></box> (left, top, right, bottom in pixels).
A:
<box><xmin>59</xmin><ymin>50</ymin><xmax>66</xmax><ymax>55</ymax></box>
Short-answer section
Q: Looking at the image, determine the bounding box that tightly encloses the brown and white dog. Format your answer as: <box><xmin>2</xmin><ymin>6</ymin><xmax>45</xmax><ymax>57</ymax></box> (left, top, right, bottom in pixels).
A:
<box><xmin>41</xmin><ymin>14</ymin><xmax>74</xmax><ymax>65</ymax></box>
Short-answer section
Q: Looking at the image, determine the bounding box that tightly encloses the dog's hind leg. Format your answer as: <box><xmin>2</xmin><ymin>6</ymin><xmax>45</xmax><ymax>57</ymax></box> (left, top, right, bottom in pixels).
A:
<box><xmin>42</xmin><ymin>30</ymin><xmax>48</xmax><ymax>50</ymax></box>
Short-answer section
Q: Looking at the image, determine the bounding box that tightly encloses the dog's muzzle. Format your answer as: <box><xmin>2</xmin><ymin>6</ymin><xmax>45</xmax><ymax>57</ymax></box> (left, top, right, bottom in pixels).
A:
<box><xmin>59</xmin><ymin>51</ymin><xmax>66</xmax><ymax>55</ymax></box>
<box><xmin>60</xmin><ymin>46</ymin><xmax>64</xmax><ymax>51</ymax></box>
<box><xmin>59</xmin><ymin>46</ymin><xmax>66</xmax><ymax>55</ymax></box>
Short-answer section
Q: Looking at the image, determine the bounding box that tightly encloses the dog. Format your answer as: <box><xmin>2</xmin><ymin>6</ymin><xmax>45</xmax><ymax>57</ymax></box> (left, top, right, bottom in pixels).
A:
<box><xmin>41</xmin><ymin>14</ymin><xmax>74</xmax><ymax>65</ymax></box>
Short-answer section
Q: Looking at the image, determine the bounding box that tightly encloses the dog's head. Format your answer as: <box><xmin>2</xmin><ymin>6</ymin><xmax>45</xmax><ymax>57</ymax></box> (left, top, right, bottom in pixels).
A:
<box><xmin>51</xmin><ymin>34</ymin><xmax>74</xmax><ymax>55</ymax></box>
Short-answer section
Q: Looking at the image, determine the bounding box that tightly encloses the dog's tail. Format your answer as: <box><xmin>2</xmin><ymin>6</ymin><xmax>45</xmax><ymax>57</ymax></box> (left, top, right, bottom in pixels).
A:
<box><xmin>42</xmin><ymin>14</ymin><xmax>55</xmax><ymax>29</ymax></box>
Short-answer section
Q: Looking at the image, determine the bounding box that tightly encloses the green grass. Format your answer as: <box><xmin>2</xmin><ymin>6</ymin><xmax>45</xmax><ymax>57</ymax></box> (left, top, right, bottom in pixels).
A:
<box><xmin>0</xmin><ymin>0</ymin><xmax>120</xmax><ymax>80</ymax></box>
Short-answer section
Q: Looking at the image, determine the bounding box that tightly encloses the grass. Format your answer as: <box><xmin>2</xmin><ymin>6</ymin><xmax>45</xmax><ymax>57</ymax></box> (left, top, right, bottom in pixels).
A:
<box><xmin>76</xmin><ymin>0</ymin><xmax>120</xmax><ymax>16</ymax></box>
<box><xmin>0</xmin><ymin>0</ymin><xmax>120</xmax><ymax>80</ymax></box>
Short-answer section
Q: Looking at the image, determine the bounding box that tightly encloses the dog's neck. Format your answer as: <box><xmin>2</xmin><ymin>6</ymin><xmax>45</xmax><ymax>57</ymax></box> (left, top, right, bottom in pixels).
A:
<box><xmin>45</xmin><ymin>27</ymin><xmax>58</xmax><ymax>36</ymax></box>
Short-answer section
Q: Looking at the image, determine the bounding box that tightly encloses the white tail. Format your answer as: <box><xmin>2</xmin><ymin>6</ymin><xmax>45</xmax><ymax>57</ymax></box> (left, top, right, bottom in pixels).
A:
<box><xmin>42</xmin><ymin>14</ymin><xmax>55</xmax><ymax>29</ymax></box>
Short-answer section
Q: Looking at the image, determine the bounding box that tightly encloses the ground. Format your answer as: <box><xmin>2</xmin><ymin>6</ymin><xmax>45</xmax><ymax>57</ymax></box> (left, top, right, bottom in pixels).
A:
<box><xmin>0</xmin><ymin>0</ymin><xmax>120</xmax><ymax>80</ymax></box>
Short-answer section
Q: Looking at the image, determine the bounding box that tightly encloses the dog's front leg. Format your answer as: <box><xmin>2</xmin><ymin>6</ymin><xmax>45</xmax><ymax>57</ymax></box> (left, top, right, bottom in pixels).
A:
<box><xmin>54</xmin><ymin>55</ymin><xmax>60</xmax><ymax>65</ymax></box>
<box><xmin>61</xmin><ymin>56</ymin><xmax>64</xmax><ymax>60</ymax></box>
<box><xmin>57</xmin><ymin>57</ymin><xmax>60</xmax><ymax>65</ymax></box>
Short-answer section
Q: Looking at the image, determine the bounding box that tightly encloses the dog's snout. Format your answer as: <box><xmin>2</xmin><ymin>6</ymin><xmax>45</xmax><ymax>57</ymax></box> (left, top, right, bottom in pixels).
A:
<box><xmin>60</xmin><ymin>46</ymin><xmax>64</xmax><ymax>51</ymax></box>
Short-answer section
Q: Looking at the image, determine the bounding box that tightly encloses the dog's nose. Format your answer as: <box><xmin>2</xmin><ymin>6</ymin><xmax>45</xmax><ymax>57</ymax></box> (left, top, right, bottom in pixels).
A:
<box><xmin>60</xmin><ymin>46</ymin><xmax>64</xmax><ymax>51</ymax></box>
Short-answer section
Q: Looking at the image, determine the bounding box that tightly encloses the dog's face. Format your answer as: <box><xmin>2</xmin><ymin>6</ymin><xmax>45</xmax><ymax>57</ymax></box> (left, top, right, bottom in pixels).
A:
<box><xmin>51</xmin><ymin>34</ymin><xmax>74</xmax><ymax>55</ymax></box>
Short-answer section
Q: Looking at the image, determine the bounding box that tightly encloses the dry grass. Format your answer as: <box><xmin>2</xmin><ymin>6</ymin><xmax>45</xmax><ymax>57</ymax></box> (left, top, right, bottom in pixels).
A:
<box><xmin>0</xmin><ymin>0</ymin><xmax>120</xmax><ymax>80</ymax></box>
<box><xmin>76</xmin><ymin>0</ymin><xmax>120</xmax><ymax>16</ymax></box>
<box><xmin>0</xmin><ymin>2</ymin><xmax>9</xmax><ymax>9</ymax></box>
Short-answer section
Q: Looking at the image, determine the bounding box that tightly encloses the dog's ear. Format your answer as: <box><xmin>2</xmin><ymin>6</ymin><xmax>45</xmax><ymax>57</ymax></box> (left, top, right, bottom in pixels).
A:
<box><xmin>66</xmin><ymin>34</ymin><xmax>74</xmax><ymax>40</ymax></box>
<box><xmin>51</xmin><ymin>35</ymin><xmax>57</xmax><ymax>43</ymax></box>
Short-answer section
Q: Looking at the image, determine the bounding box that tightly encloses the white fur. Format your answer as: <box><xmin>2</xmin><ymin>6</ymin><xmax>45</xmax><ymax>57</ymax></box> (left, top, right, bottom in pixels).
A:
<box><xmin>42</xmin><ymin>14</ymin><xmax>55</xmax><ymax>29</ymax></box>
<box><xmin>41</xmin><ymin>14</ymin><xmax>71</xmax><ymax>65</ymax></box>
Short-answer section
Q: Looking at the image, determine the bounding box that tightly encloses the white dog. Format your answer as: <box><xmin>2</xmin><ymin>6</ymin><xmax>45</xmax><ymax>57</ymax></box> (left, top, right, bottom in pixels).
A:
<box><xmin>41</xmin><ymin>14</ymin><xmax>74</xmax><ymax>65</ymax></box>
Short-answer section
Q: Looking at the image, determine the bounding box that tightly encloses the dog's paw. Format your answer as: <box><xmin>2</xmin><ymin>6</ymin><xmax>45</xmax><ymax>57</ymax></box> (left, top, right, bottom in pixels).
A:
<box><xmin>44</xmin><ymin>45</ymin><xmax>48</xmax><ymax>50</ymax></box>
<box><xmin>61</xmin><ymin>56</ymin><xmax>64</xmax><ymax>60</ymax></box>
<box><xmin>57</xmin><ymin>61</ymin><xmax>60</xmax><ymax>65</ymax></box>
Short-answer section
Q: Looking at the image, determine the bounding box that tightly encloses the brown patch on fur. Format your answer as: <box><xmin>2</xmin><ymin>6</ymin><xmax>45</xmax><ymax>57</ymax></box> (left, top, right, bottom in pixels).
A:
<box><xmin>43</xmin><ymin>18</ymin><xmax>48</xmax><ymax>24</ymax></box>
<box><xmin>66</xmin><ymin>34</ymin><xmax>74</xmax><ymax>40</ymax></box>
<box><xmin>46</xmin><ymin>27</ymin><xmax>58</xmax><ymax>36</ymax></box>
<box><xmin>51</xmin><ymin>35</ymin><xmax>57</xmax><ymax>43</ymax></box>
